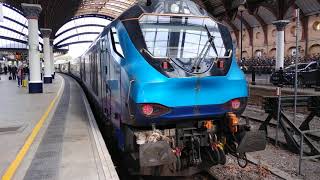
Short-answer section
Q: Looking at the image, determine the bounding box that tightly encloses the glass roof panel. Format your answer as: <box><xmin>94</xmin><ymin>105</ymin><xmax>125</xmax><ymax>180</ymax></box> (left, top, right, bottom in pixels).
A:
<box><xmin>0</xmin><ymin>3</ymin><xmax>43</xmax><ymax>49</ymax></box>
<box><xmin>2</xmin><ymin>4</ymin><xmax>27</xmax><ymax>25</ymax></box>
<box><xmin>0</xmin><ymin>18</ymin><xmax>26</xmax><ymax>34</ymax></box>
<box><xmin>0</xmin><ymin>39</ymin><xmax>27</xmax><ymax>49</ymax></box>
<box><xmin>60</xmin><ymin>34</ymin><xmax>98</xmax><ymax>45</ymax></box>
<box><xmin>54</xmin><ymin>16</ymin><xmax>111</xmax><ymax>47</ymax></box>
<box><xmin>56</xmin><ymin>17</ymin><xmax>110</xmax><ymax>37</ymax></box>
<box><xmin>75</xmin><ymin>0</ymin><xmax>135</xmax><ymax>18</ymax></box>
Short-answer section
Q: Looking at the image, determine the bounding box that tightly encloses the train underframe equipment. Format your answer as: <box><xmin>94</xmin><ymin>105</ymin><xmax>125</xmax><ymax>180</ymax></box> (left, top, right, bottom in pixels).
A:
<box><xmin>127</xmin><ymin>113</ymin><xmax>266</xmax><ymax>176</ymax></box>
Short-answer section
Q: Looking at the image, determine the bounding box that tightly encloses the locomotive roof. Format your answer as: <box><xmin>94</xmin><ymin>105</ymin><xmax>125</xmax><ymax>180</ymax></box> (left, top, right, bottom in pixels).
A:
<box><xmin>118</xmin><ymin>0</ymin><xmax>209</xmax><ymax>21</ymax></box>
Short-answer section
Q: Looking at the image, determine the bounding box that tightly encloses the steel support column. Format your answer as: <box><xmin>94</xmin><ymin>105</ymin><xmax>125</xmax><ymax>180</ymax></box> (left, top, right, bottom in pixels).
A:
<box><xmin>272</xmin><ymin>20</ymin><xmax>290</xmax><ymax>71</ymax></box>
<box><xmin>21</xmin><ymin>3</ymin><xmax>43</xmax><ymax>93</ymax></box>
<box><xmin>40</xmin><ymin>28</ymin><xmax>52</xmax><ymax>84</ymax></box>
<box><xmin>50</xmin><ymin>39</ymin><xmax>55</xmax><ymax>79</ymax></box>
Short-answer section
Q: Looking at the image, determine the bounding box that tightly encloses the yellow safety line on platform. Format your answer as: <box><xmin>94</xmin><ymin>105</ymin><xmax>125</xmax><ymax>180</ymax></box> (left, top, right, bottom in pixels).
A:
<box><xmin>2</xmin><ymin>78</ymin><xmax>64</xmax><ymax>180</ymax></box>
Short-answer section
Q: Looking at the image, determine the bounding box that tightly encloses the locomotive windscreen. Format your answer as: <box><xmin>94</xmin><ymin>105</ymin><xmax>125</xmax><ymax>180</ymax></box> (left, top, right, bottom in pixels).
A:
<box><xmin>120</xmin><ymin>0</ymin><xmax>234</xmax><ymax>77</ymax></box>
<box><xmin>139</xmin><ymin>15</ymin><xmax>228</xmax><ymax>59</ymax></box>
<box><xmin>139</xmin><ymin>15</ymin><xmax>232</xmax><ymax>74</ymax></box>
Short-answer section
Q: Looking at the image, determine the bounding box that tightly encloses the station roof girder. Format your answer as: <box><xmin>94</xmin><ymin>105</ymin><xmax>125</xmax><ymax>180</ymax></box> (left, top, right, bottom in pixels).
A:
<box><xmin>2</xmin><ymin>0</ymin><xmax>135</xmax><ymax>38</ymax></box>
<box><xmin>2</xmin><ymin>0</ymin><xmax>320</xmax><ymax>39</ymax></box>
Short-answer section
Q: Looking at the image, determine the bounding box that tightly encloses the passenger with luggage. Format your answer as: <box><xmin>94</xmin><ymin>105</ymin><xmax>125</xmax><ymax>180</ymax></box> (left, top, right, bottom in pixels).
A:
<box><xmin>12</xmin><ymin>65</ymin><xmax>17</xmax><ymax>80</ymax></box>
<box><xmin>17</xmin><ymin>65</ymin><xmax>24</xmax><ymax>87</ymax></box>
<box><xmin>8</xmin><ymin>65</ymin><xmax>12</xmax><ymax>79</ymax></box>
<box><xmin>4</xmin><ymin>66</ymin><xmax>7</xmax><ymax>75</ymax></box>
<box><xmin>25</xmin><ymin>66</ymin><xmax>30</xmax><ymax>81</ymax></box>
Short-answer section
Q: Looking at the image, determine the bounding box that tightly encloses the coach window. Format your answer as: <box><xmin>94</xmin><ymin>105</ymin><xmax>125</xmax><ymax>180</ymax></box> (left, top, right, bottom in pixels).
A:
<box><xmin>110</xmin><ymin>27</ymin><xmax>124</xmax><ymax>58</ymax></box>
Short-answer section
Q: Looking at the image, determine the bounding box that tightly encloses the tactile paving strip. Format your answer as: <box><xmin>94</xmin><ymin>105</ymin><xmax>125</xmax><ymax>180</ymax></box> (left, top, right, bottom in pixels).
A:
<box><xmin>23</xmin><ymin>76</ymin><xmax>70</xmax><ymax>180</ymax></box>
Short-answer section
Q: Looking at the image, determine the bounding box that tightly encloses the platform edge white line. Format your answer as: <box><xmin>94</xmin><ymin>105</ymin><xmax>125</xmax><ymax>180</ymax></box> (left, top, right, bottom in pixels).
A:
<box><xmin>80</xmin><ymin>83</ymin><xmax>120</xmax><ymax>180</ymax></box>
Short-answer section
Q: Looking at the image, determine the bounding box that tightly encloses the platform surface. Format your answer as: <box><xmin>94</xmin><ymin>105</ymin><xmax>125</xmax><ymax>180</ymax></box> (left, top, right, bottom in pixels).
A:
<box><xmin>0</xmin><ymin>74</ymin><xmax>118</xmax><ymax>180</ymax></box>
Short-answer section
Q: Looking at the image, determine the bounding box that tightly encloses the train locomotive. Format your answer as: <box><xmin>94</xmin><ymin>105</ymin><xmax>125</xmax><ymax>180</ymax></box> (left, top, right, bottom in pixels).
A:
<box><xmin>59</xmin><ymin>0</ymin><xmax>266</xmax><ymax>176</ymax></box>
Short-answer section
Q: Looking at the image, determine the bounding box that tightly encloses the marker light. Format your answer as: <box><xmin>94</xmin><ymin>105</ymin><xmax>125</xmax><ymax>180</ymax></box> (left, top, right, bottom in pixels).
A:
<box><xmin>140</xmin><ymin>104</ymin><xmax>171</xmax><ymax>118</ymax></box>
<box><xmin>162</xmin><ymin>61</ymin><xmax>169</xmax><ymax>69</ymax></box>
<box><xmin>161</xmin><ymin>61</ymin><xmax>174</xmax><ymax>71</ymax></box>
<box><xmin>141</xmin><ymin>104</ymin><xmax>154</xmax><ymax>116</ymax></box>
<box><xmin>231</xmin><ymin>99</ymin><xmax>241</xmax><ymax>110</ymax></box>
<box><xmin>217</xmin><ymin>60</ymin><xmax>224</xmax><ymax>69</ymax></box>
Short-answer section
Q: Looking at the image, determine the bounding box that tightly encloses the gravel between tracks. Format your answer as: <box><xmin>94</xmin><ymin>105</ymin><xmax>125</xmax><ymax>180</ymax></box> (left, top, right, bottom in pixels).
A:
<box><xmin>240</xmin><ymin>105</ymin><xmax>320</xmax><ymax>180</ymax></box>
<box><xmin>248</xmin><ymin>144</ymin><xmax>320</xmax><ymax>180</ymax></box>
<box><xmin>208</xmin><ymin>155</ymin><xmax>281</xmax><ymax>180</ymax></box>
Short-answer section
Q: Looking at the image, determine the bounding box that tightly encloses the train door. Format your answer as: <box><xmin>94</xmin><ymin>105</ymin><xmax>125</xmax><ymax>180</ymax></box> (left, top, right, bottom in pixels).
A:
<box><xmin>93</xmin><ymin>52</ymin><xmax>98</xmax><ymax>95</ymax></box>
<box><xmin>82</xmin><ymin>57</ymin><xmax>86</xmax><ymax>82</ymax></box>
<box><xmin>108</xmin><ymin>26</ymin><xmax>123</xmax><ymax>130</ymax></box>
<box><xmin>90</xmin><ymin>54</ymin><xmax>95</xmax><ymax>91</ymax></box>
<box><xmin>100</xmin><ymin>35</ymin><xmax>112</xmax><ymax>120</ymax></box>
<box><xmin>96</xmin><ymin>46</ymin><xmax>102</xmax><ymax>104</ymax></box>
<box><xmin>100</xmin><ymin>39</ymin><xmax>106</xmax><ymax>115</ymax></box>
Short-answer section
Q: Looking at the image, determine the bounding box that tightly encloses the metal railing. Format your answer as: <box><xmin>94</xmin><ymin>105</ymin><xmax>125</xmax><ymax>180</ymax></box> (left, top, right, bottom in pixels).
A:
<box><xmin>299</xmin><ymin>129</ymin><xmax>320</xmax><ymax>175</ymax></box>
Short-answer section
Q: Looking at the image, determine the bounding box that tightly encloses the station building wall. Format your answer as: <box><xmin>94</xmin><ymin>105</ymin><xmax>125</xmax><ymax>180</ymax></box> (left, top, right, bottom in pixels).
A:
<box><xmin>230</xmin><ymin>14</ymin><xmax>320</xmax><ymax>59</ymax></box>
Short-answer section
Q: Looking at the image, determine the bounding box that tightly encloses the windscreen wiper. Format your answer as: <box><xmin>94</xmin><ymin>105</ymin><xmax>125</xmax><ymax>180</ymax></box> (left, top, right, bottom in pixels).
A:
<box><xmin>193</xmin><ymin>25</ymin><xmax>218</xmax><ymax>72</ymax></box>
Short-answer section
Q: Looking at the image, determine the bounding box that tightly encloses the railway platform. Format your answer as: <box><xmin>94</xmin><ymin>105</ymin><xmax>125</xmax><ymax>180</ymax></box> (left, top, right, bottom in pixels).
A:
<box><xmin>0</xmin><ymin>73</ymin><xmax>118</xmax><ymax>180</ymax></box>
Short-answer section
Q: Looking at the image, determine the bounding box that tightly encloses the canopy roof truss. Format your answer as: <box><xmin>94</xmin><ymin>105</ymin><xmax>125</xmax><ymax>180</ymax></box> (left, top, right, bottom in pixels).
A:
<box><xmin>2</xmin><ymin>0</ymin><xmax>320</xmax><ymax>41</ymax></box>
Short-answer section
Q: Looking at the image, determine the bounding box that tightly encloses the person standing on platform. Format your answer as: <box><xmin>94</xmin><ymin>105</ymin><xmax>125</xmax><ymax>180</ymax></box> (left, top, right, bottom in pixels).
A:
<box><xmin>12</xmin><ymin>65</ymin><xmax>17</xmax><ymax>80</ymax></box>
<box><xmin>4</xmin><ymin>66</ymin><xmax>7</xmax><ymax>75</ymax></box>
<box><xmin>17</xmin><ymin>65</ymin><xmax>24</xmax><ymax>87</ymax></box>
<box><xmin>25</xmin><ymin>65</ymin><xmax>30</xmax><ymax>80</ymax></box>
<box><xmin>8</xmin><ymin>65</ymin><xmax>12</xmax><ymax>77</ymax></box>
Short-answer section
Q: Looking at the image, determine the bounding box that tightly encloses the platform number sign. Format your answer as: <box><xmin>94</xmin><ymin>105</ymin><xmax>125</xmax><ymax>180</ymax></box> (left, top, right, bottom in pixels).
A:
<box><xmin>0</xmin><ymin>3</ymin><xmax>3</xmax><ymax>22</ymax></box>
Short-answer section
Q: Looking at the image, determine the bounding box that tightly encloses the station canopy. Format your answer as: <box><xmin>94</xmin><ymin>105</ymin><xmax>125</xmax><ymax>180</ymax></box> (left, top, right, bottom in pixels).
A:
<box><xmin>54</xmin><ymin>15</ymin><xmax>112</xmax><ymax>58</ymax></box>
<box><xmin>53</xmin><ymin>0</ymin><xmax>135</xmax><ymax>58</ymax></box>
<box><xmin>2</xmin><ymin>0</ymin><xmax>320</xmax><ymax>57</ymax></box>
<box><xmin>0</xmin><ymin>3</ymin><xmax>43</xmax><ymax>50</ymax></box>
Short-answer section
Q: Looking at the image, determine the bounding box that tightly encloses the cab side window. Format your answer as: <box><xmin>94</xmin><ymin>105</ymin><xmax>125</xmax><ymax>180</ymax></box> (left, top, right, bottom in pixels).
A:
<box><xmin>110</xmin><ymin>27</ymin><xmax>124</xmax><ymax>58</ymax></box>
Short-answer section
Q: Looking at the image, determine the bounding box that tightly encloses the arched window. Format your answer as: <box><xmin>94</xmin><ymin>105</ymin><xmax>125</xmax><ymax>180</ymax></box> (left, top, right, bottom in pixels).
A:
<box><xmin>309</xmin><ymin>44</ymin><xmax>320</xmax><ymax>55</ymax></box>
<box><xmin>313</xmin><ymin>21</ymin><xmax>320</xmax><ymax>31</ymax></box>
<box><xmin>290</xmin><ymin>26</ymin><xmax>296</xmax><ymax>36</ymax></box>
<box><xmin>255</xmin><ymin>50</ymin><xmax>262</xmax><ymax>57</ymax></box>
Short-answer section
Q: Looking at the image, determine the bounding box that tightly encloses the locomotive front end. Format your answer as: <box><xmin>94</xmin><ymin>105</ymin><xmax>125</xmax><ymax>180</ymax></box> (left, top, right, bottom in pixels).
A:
<box><xmin>117</xmin><ymin>0</ymin><xmax>266</xmax><ymax>175</ymax></box>
<box><xmin>123</xmin><ymin>8</ymin><xmax>248</xmax><ymax>126</ymax></box>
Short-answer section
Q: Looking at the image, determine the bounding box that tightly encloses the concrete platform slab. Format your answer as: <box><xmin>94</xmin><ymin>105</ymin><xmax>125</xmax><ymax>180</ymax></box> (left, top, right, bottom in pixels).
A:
<box><xmin>0</xmin><ymin>74</ymin><xmax>62</xmax><ymax>177</ymax></box>
<box><xmin>0</xmin><ymin>74</ymin><xmax>118</xmax><ymax>180</ymax></box>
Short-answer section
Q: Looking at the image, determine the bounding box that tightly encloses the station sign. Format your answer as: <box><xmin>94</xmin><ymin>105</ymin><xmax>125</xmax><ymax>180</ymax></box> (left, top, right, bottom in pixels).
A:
<box><xmin>0</xmin><ymin>3</ymin><xmax>3</xmax><ymax>22</ymax></box>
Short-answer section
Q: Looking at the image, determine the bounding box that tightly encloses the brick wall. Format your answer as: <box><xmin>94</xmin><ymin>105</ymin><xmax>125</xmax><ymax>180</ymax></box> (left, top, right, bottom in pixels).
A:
<box><xmin>231</xmin><ymin>15</ymin><xmax>320</xmax><ymax>59</ymax></box>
